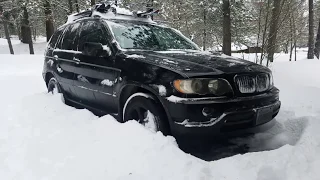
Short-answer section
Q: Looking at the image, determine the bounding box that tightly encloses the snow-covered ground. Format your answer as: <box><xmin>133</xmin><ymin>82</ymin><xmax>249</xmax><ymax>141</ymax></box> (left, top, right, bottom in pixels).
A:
<box><xmin>0</xmin><ymin>37</ymin><xmax>47</xmax><ymax>55</ymax></box>
<box><xmin>1</xmin><ymin>40</ymin><xmax>320</xmax><ymax>179</ymax></box>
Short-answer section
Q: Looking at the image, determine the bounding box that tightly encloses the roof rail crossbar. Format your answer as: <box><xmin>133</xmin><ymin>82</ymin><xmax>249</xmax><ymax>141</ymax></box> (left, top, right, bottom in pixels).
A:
<box><xmin>67</xmin><ymin>2</ymin><xmax>160</xmax><ymax>23</ymax></box>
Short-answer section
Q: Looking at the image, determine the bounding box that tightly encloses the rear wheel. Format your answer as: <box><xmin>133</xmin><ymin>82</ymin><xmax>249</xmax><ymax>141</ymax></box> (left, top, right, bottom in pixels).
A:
<box><xmin>123</xmin><ymin>93</ymin><xmax>170</xmax><ymax>135</ymax></box>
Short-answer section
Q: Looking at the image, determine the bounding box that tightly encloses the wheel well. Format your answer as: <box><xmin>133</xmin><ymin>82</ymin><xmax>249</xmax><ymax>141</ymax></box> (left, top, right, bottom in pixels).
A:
<box><xmin>45</xmin><ymin>72</ymin><xmax>54</xmax><ymax>87</ymax></box>
<box><xmin>119</xmin><ymin>85</ymin><xmax>168</xmax><ymax>121</ymax></box>
<box><xmin>120</xmin><ymin>85</ymin><xmax>149</xmax><ymax>111</ymax></box>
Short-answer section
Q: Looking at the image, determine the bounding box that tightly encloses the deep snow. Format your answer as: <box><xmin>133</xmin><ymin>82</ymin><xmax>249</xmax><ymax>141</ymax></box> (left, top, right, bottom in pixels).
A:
<box><xmin>0</xmin><ymin>40</ymin><xmax>320</xmax><ymax>179</ymax></box>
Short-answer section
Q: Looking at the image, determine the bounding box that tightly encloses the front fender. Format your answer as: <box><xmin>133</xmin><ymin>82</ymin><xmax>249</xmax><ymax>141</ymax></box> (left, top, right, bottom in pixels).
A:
<box><xmin>116</xmin><ymin>82</ymin><xmax>172</xmax><ymax>123</ymax></box>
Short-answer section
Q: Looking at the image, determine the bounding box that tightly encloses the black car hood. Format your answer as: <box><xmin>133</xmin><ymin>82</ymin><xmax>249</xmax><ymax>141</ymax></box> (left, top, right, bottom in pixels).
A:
<box><xmin>123</xmin><ymin>50</ymin><xmax>270</xmax><ymax>78</ymax></box>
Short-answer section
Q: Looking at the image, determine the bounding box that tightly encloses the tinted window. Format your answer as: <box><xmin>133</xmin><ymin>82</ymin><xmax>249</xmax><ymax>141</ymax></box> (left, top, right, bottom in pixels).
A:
<box><xmin>58</xmin><ymin>22</ymin><xmax>81</xmax><ymax>50</ymax></box>
<box><xmin>77</xmin><ymin>20</ymin><xmax>108</xmax><ymax>51</ymax></box>
<box><xmin>48</xmin><ymin>29</ymin><xmax>63</xmax><ymax>49</ymax></box>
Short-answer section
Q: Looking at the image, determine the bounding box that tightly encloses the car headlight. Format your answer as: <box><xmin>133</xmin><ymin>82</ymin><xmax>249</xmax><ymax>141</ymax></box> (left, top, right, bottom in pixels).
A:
<box><xmin>173</xmin><ymin>78</ymin><xmax>233</xmax><ymax>96</ymax></box>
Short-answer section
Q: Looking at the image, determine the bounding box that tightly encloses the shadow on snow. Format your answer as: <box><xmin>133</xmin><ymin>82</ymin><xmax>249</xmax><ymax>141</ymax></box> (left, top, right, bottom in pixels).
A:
<box><xmin>178</xmin><ymin>111</ymin><xmax>309</xmax><ymax>161</ymax></box>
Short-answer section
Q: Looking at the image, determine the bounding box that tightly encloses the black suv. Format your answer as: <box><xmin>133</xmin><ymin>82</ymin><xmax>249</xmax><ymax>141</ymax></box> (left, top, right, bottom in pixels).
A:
<box><xmin>43</xmin><ymin>7</ymin><xmax>280</xmax><ymax>137</ymax></box>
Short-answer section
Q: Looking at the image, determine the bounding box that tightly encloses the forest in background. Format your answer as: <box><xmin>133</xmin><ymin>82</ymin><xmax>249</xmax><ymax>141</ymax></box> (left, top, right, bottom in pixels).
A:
<box><xmin>0</xmin><ymin>0</ymin><xmax>320</xmax><ymax>65</ymax></box>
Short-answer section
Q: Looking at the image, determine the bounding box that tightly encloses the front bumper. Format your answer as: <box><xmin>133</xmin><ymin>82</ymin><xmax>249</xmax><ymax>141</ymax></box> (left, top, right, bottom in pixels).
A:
<box><xmin>163</xmin><ymin>88</ymin><xmax>281</xmax><ymax>137</ymax></box>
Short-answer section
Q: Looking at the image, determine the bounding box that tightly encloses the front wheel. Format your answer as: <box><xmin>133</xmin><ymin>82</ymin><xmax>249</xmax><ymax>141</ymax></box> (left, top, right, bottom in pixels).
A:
<box><xmin>47</xmin><ymin>77</ymin><xmax>61</xmax><ymax>94</ymax></box>
<box><xmin>47</xmin><ymin>77</ymin><xmax>68</xmax><ymax>104</ymax></box>
<box><xmin>123</xmin><ymin>93</ymin><xmax>170</xmax><ymax>135</ymax></box>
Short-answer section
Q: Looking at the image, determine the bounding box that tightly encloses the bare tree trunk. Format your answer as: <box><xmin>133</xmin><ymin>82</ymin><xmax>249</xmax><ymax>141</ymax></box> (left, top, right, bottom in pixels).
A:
<box><xmin>33</xmin><ymin>27</ymin><xmax>36</xmax><ymax>41</ymax></box>
<box><xmin>0</xmin><ymin>6</ymin><xmax>14</xmax><ymax>54</ymax></box>
<box><xmin>267</xmin><ymin>0</ymin><xmax>281</xmax><ymax>64</ymax></box>
<box><xmin>289</xmin><ymin>14</ymin><xmax>293</xmax><ymax>61</ymax></box>
<box><xmin>267</xmin><ymin>0</ymin><xmax>281</xmax><ymax>66</ymax></box>
<box><xmin>293</xmin><ymin>12</ymin><xmax>297</xmax><ymax>62</ymax></box>
<box><xmin>285</xmin><ymin>40</ymin><xmax>289</xmax><ymax>54</ymax></box>
<box><xmin>44</xmin><ymin>0</ymin><xmax>54</xmax><ymax>42</ymax></box>
<box><xmin>3</xmin><ymin>19</ymin><xmax>14</xmax><ymax>54</ymax></box>
<box><xmin>203</xmin><ymin>7</ymin><xmax>207</xmax><ymax>51</ymax></box>
<box><xmin>255</xmin><ymin>2</ymin><xmax>262</xmax><ymax>64</ymax></box>
<box><xmin>68</xmin><ymin>0</ymin><xmax>73</xmax><ymax>14</ymax></box>
<box><xmin>294</xmin><ymin>40</ymin><xmax>297</xmax><ymax>61</ymax></box>
<box><xmin>314</xmin><ymin>20</ymin><xmax>320</xmax><ymax>59</ymax></box>
<box><xmin>308</xmin><ymin>0</ymin><xmax>315</xmax><ymax>59</ymax></box>
<box><xmin>75</xmin><ymin>0</ymin><xmax>80</xmax><ymax>13</ymax></box>
<box><xmin>21</xmin><ymin>6</ymin><xmax>34</xmax><ymax>54</ymax></box>
<box><xmin>91</xmin><ymin>0</ymin><xmax>96</xmax><ymax>6</ymax></box>
<box><xmin>185</xmin><ymin>20</ymin><xmax>191</xmax><ymax>39</ymax></box>
<box><xmin>15</xmin><ymin>23</ymin><xmax>21</xmax><ymax>40</ymax></box>
<box><xmin>260</xmin><ymin>0</ymin><xmax>271</xmax><ymax>64</ymax></box>
<box><xmin>222</xmin><ymin>0</ymin><xmax>231</xmax><ymax>56</ymax></box>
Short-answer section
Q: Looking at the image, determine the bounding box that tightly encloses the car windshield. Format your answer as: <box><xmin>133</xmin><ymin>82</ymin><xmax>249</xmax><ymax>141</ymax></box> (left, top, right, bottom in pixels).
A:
<box><xmin>107</xmin><ymin>20</ymin><xmax>199</xmax><ymax>51</ymax></box>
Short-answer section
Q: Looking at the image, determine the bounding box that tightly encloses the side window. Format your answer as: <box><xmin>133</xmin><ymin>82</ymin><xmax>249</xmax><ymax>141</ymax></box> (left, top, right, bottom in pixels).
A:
<box><xmin>48</xmin><ymin>29</ymin><xmax>63</xmax><ymax>49</ymax></box>
<box><xmin>58</xmin><ymin>22</ymin><xmax>81</xmax><ymax>50</ymax></box>
<box><xmin>77</xmin><ymin>20</ymin><xmax>108</xmax><ymax>51</ymax></box>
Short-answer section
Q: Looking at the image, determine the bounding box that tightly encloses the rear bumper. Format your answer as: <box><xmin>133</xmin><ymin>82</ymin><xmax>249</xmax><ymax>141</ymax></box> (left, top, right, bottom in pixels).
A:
<box><xmin>163</xmin><ymin>88</ymin><xmax>281</xmax><ymax>137</ymax></box>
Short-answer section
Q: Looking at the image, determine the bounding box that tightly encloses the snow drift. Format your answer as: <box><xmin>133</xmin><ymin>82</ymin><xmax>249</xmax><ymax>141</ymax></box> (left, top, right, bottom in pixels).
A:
<box><xmin>0</xmin><ymin>52</ymin><xmax>320</xmax><ymax>180</ymax></box>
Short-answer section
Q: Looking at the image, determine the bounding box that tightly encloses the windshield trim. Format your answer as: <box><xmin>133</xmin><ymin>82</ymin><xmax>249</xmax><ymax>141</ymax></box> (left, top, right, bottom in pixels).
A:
<box><xmin>104</xmin><ymin>20</ymin><xmax>201</xmax><ymax>52</ymax></box>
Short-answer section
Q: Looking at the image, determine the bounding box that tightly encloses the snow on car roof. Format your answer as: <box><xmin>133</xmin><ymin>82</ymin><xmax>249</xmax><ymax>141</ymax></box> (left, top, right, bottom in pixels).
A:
<box><xmin>92</xmin><ymin>11</ymin><xmax>154</xmax><ymax>23</ymax></box>
<box><xmin>66</xmin><ymin>6</ymin><xmax>155</xmax><ymax>25</ymax></box>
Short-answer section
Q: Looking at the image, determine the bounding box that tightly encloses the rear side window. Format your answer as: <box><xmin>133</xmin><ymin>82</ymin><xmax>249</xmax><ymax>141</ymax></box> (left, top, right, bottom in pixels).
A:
<box><xmin>57</xmin><ymin>22</ymin><xmax>81</xmax><ymax>50</ymax></box>
<box><xmin>48</xmin><ymin>29</ymin><xmax>63</xmax><ymax>49</ymax></box>
<box><xmin>77</xmin><ymin>20</ymin><xmax>108</xmax><ymax>51</ymax></box>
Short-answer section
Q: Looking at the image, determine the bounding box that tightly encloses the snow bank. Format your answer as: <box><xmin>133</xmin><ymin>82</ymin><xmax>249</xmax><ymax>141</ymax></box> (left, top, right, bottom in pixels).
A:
<box><xmin>0</xmin><ymin>53</ymin><xmax>320</xmax><ymax>180</ymax></box>
<box><xmin>0</xmin><ymin>38</ymin><xmax>20</xmax><ymax>46</ymax></box>
<box><xmin>0</xmin><ymin>38</ymin><xmax>46</xmax><ymax>55</ymax></box>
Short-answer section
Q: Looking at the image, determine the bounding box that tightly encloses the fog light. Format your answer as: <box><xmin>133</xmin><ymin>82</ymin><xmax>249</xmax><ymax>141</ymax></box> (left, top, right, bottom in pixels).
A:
<box><xmin>202</xmin><ymin>107</ymin><xmax>214</xmax><ymax>117</ymax></box>
<box><xmin>202</xmin><ymin>107</ymin><xmax>222</xmax><ymax>118</ymax></box>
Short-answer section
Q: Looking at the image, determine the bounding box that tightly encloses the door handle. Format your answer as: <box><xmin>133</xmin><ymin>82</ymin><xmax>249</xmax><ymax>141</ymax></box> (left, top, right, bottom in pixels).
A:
<box><xmin>73</xmin><ymin>57</ymin><xmax>80</xmax><ymax>64</ymax></box>
<box><xmin>54</xmin><ymin>55</ymin><xmax>58</xmax><ymax>61</ymax></box>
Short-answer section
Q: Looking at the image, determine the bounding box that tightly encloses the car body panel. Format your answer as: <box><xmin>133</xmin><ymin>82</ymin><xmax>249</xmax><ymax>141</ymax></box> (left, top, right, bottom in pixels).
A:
<box><xmin>42</xmin><ymin>17</ymin><xmax>281</xmax><ymax>137</ymax></box>
<box><xmin>73</xmin><ymin>52</ymin><xmax>120</xmax><ymax>112</ymax></box>
<box><xmin>121</xmin><ymin>51</ymin><xmax>271</xmax><ymax>78</ymax></box>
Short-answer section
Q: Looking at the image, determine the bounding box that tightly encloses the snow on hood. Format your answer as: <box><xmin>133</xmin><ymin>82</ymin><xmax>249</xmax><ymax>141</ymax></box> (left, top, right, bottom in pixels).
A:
<box><xmin>123</xmin><ymin>51</ymin><xmax>269</xmax><ymax>77</ymax></box>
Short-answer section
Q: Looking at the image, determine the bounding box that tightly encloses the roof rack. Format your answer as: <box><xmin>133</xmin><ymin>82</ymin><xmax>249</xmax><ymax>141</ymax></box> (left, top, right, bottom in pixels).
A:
<box><xmin>66</xmin><ymin>2</ymin><xmax>159</xmax><ymax>24</ymax></box>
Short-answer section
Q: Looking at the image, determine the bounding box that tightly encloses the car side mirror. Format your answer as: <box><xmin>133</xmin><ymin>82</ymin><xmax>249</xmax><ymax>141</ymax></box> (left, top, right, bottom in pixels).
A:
<box><xmin>83</xmin><ymin>42</ymin><xmax>110</xmax><ymax>57</ymax></box>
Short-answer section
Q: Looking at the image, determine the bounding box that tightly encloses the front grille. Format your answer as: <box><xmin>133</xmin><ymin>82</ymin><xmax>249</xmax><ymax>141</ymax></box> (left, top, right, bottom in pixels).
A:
<box><xmin>256</xmin><ymin>74</ymin><xmax>270</xmax><ymax>92</ymax></box>
<box><xmin>235</xmin><ymin>76</ymin><xmax>256</xmax><ymax>93</ymax></box>
<box><xmin>235</xmin><ymin>74</ymin><xmax>270</xmax><ymax>94</ymax></box>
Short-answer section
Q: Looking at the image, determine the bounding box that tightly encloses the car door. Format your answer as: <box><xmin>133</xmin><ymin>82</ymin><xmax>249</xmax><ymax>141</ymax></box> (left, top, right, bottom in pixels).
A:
<box><xmin>73</xmin><ymin>19</ymin><xmax>120</xmax><ymax>112</ymax></box>
<box><xmin>52</xmin><ymin>22</ymin><xmax>81</xmax><ymax>98</ymax></box>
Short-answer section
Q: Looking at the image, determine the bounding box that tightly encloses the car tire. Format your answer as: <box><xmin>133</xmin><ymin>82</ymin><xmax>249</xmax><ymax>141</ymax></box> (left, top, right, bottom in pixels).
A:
<box><xmin>47</xmin><ymin>77</ymin><xmax>69</xmax><ymax>104</ymax></box>
<box><xmin>47</xmin><ymin>77</ymin><xmax>61</xmax><ymax>94</ymax></box>
<box><xmin>123</xmin><ymin>93</ymin><xmax>170</xmax><ymax>135</ymax></box>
